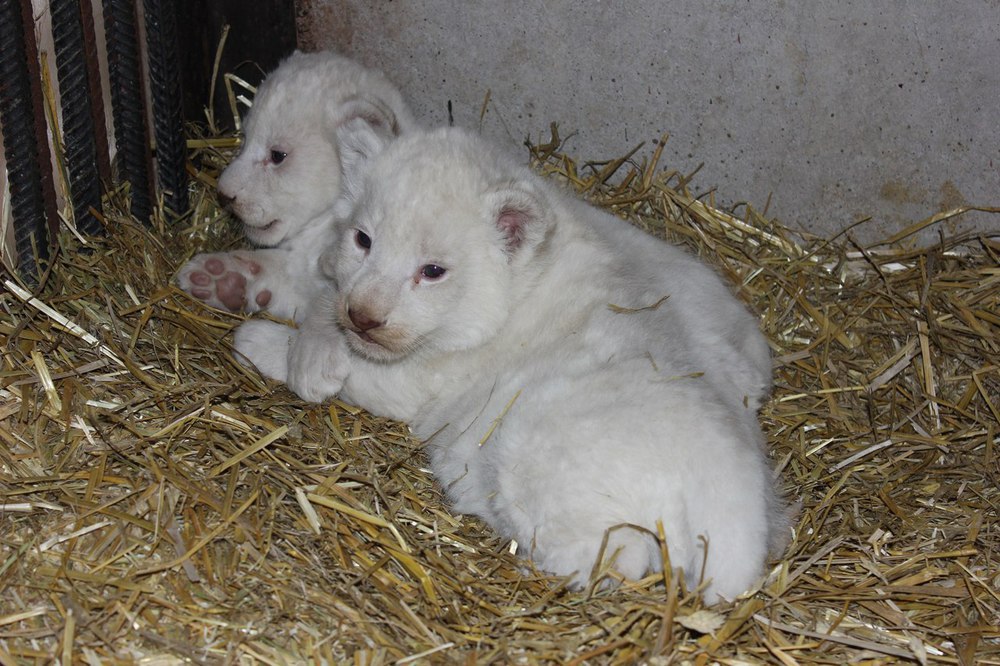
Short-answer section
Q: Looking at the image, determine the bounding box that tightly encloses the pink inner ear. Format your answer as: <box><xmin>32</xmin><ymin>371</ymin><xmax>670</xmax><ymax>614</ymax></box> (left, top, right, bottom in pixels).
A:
<box><xmin>338</xmin><ymin>97</ymin><xmax>398</xmax><ymax>135</ymax></box>
<box><xmin>497</xmin><ymin>206</ymin><xmax>530</xmax><ymax>251</ymax></box>
<box><xmin>353</xmin><ymin>110</ymin><xmax>385</xmax><ymax>129</ymax></box>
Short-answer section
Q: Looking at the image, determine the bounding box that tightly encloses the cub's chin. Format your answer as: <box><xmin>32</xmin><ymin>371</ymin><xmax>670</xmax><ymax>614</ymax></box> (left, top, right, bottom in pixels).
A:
<box><xmin>243</xmin><ymin>218</ymin><xmax>285</xmax><ymax>247</ymax></box>
<box><xmin>343</xmin><ymin>327</ymin><xmax>413</xmax><ymax>363</ymax></box>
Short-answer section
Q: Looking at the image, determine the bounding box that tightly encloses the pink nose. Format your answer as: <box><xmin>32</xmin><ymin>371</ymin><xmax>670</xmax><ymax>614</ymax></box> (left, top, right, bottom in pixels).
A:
<box><xmin>348</xmin><ymin>308</ymin><xmax>383</xmax><ymax>331</ymax></box>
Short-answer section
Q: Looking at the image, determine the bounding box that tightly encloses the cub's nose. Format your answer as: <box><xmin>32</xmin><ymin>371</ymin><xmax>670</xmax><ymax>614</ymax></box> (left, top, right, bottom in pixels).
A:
<box><xmin>348</xmin><ymin>308</ymin><xmax>383</xmax><ymax>331</ymax></box>
<box><xmin>217</xmin><ymin>191</ymin><xmax>235</xmax><ymax>208</ymax></box>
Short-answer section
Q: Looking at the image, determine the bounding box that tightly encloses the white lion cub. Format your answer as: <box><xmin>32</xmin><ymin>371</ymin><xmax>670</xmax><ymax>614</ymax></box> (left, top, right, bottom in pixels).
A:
<box><xmin>176</xmin><ymin>50</ymin><xmax>417</xmax><ymax>322</ymax></box>
<box><xmin>235</xmin><ymin>127</ymin><xmax>782</xmax><ymax>601</ymax></box>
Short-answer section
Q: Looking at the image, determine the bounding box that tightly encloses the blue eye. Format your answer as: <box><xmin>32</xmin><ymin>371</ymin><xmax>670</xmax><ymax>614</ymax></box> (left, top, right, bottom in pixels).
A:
<box><xmin>355</xmin><ymin>230</ymin><xmax>372</xmax><ymax>250</ymax></box>
<box><xmin>270</xmin><ymin>149</ymin><xmax>287</xmax><ymax>164</ymax></box>
<box><xmin>420</xmin><ymin>264</ymin><xmax>447</xmax><ymax>279</ymax></box>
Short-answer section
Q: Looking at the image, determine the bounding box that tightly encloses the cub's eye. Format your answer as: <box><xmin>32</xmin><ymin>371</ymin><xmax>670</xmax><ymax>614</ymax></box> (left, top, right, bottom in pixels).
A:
<box><xmin>355</xmin><ymin>229</ymin><xmax>372</xmax><ymax>250</ymax></box>
<box><xmin>270</xmin><ymin>149</ymin><xmax>287</xmax><ymax>165</ymax></box>
<box><xmin>420</xmin><ymin>264</ymin><xmax>447</xmax><ymax>280</ymax></box>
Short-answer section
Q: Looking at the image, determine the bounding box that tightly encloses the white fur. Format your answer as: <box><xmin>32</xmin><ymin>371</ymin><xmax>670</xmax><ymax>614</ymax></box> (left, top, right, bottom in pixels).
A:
<box><xmin>235</xmin><ymin>128</ymin><xmax>782</xmax><ymax>601</ymax></box>
<box><xmin>177</xmin><ymin>50</ymin><xmax>416</xmax><ymax>322</ymax></box>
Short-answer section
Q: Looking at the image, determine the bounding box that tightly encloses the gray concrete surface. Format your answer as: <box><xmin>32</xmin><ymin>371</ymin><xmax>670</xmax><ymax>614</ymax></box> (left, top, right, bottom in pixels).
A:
<box><xmin>297</xmin><ymin>0</ymin><xmax>999</xmax><ymax>244</ymax></box>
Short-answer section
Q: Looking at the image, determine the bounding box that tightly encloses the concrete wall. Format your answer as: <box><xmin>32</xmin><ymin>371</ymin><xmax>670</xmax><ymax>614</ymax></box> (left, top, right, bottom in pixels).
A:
<box><xmin>297</xmin><ymin>1</ymin><xmax>999</xmax><ymax>244</ymax></box>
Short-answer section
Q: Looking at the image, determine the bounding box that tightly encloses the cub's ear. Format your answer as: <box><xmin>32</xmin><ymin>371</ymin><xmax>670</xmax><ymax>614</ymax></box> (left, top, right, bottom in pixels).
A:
<box><xmin>331</xmin><ymin>95</ymin><xmax>401</xmax><ymax>138</ymax></box>
<box><xmin>332</xmin><ymin>100</ymin><xmax>396</xmax><ymax>208</ymax></box>
<box><xmin>328</xmin><ymin>95</ymin><xmax>399</xmax><ymax>173</ymax></box>
<box><xmin>484</xmin><ymin>181</ymin><xmax>552</xmax><ymax>260</ymax></box>
<box><xmin>336</xmin><ymin>117</ymin><xmax>391</xmax><ymax>179</ymax></box>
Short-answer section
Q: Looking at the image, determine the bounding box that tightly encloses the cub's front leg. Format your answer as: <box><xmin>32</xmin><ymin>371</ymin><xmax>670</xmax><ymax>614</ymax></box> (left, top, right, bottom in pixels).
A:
<box><xmin>232</xmin><ymin>312</ymin><xmax>351</xmax><ymax>403</ymax></box>
<box><xmin>235</xmin><ymin>305</ymin><xmax>430</xmax><ymax>418</ymax></box>
<box><xmin>232</xmin><ymin>319</ymin><xmax>297</xmax><ymax>383</ymax></box>
<box><xmin>285</xmin><ymin>306</ymin><xmax>352</xmax><ymax>403</ymax></box>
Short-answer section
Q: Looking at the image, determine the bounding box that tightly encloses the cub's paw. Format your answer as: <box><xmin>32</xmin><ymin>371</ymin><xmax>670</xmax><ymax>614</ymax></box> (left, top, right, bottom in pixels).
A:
<box><xmin>232</xmin><ymin>320</ymin><xmax>296</xmax><ymax>382</ymax></box>
<box><xmin>286</xmin><ymin>327</ymin><xmax>350</xmax><ymax>403</ymax></box>
<box><xmin>177</xmin><ymin>252</ymin><xmax>272</xmax><ymax>313</ymax></box>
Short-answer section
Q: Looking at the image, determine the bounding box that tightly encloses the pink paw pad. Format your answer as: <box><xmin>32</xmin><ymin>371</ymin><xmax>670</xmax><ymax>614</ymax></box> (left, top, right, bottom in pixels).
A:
<box><xmin>181</xmin><ymin>254</ymin><xmax>266</xmax><ymax>313</ymax></box>
<box><xmin>204</xmin><ymin>258</ymin><xmax>227</xmax><ymax>275</ymax></box>
<box><xmin>215</xmin><ymin>271</ymin><xmax>249</xmax><ymax>310</ymax></box>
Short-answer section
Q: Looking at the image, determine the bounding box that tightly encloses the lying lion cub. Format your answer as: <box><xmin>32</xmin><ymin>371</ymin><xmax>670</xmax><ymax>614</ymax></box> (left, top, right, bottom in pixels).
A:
<box><xmin>177</xmin><ymin>50</ymin><xmax>416</xmax><ymax>322</ymax></box>
<box><xmin>235</xmin><ymin>127</ymin><xmax>784</xmax><ymax>601</ymax></box>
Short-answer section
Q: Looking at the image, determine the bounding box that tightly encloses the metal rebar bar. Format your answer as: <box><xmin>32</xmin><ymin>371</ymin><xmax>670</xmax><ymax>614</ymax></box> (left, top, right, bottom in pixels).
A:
<box><xmin>0</xmin><ymin>0</ymin><xmax>61</xmax><ymax>282</ymax></box>
<box><xmin>143</xmin><ymin>0</ymin><xmax>189</xmax><ymax>216</ymax></box>
<box><xmin>52</xmin><ymin>0</ymin><xmax>105</xmax><ymax>236</ymax></box>
<box><xmin>102</xmin><ymin>0</ymin><xmax>154</xmax><ymax>223</ymax></box>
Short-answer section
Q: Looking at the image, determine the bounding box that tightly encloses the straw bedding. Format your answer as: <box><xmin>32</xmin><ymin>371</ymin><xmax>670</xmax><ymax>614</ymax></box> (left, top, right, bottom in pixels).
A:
<box><xmin>1</xmin><ymin>122</ymin><xmax>998</xmax><ymax>664</ymax></box>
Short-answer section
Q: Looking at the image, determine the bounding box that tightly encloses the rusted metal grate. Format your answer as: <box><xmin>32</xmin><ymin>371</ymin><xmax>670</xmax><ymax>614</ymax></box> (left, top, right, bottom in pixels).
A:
<box><xmin>1</xmin><ymin>0</ymin><xmax>189</xmax><ymax>283</ymax></box>
<box><xmin>0</xmin><ymin>0</ymin><xmax>60</xmax><ymax>283</ymax></box>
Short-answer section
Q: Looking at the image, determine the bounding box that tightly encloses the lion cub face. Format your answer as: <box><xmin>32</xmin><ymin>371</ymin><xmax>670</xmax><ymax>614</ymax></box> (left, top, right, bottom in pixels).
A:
<box><xmin>326</xmin><ymin>129</ymin><xmax>550</xmax><ymax>362</ymax></box>
<box><xmin>217</xmin><ymin>51</ymin><xmax>413</xmax><ymax>248</ymax></box>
